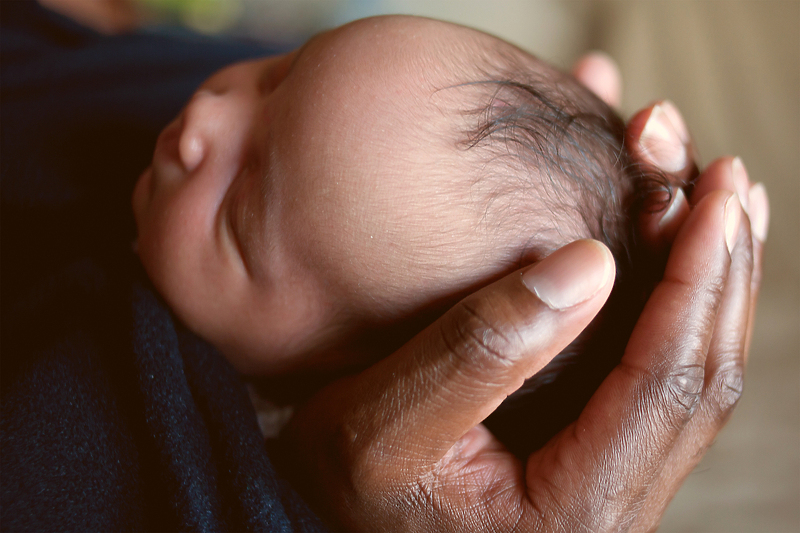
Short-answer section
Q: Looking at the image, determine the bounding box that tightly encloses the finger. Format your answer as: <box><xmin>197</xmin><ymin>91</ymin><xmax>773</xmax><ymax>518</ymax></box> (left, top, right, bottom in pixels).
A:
<box><xmin>690</xmin><ymin>157</ymin><xmax>753</xmax><ymax>365</ymax></box>
<box><xmin>690</xmin><ymin>156</ymin><xmax>747</xmax><ymax>210</ymax></box>
<box><xmin>744</xmin><ymin>182</ymin><xmax>769</xmax><ymax>359</ymax></box>
<box><xmin>344</xmin><ymin>240</ymin><xmax>615</xmax><ymax>471</ymax></box>
<box><xmin>527</xmin><ymin>191</ymin><xmax>738</xmax><ymax>529</ymax></box>
<box><xmin>629</xmin><ymin>193</ymin><xmax>756</xmax><ymax>529</ymax></box>
<box><xmin>688</xmin><ymin>158</ymin><xmax>769</xmax><ymax>360</ymax></box>
<box><xmin>629</xmin><ymin>101</ymin><xmax>697</xmax><ymax>246</ymax></box>
<box><xmin>702</xmin><ymin>200</ymin><xmax>752</xmax><ymax>420</ymax></box>
<box><xmin>572</xmin><ymin>51</ymin><xmax>622</xmax><ymax>108</ymax></box>
<box><xmin>748</xmin><ymin>182</ymin><xmax>770</xmax><ymax>245</ymax></box>
<box><xmin>627</xmin><ymin>100</ymin><xmax>694</xmax><ymax>176</ymax></box>
<box><xmin>644</xmin><ymin>155</ymin><xmax>741</xmax><ymax>246</ymax></box>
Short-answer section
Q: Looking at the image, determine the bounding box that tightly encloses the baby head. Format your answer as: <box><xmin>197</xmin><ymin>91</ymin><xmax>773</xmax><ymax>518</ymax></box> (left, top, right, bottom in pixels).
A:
<box><xmin>132</xmin><ymin>15</ymin><xmax>664</xmax><ymax>378</ymax></box>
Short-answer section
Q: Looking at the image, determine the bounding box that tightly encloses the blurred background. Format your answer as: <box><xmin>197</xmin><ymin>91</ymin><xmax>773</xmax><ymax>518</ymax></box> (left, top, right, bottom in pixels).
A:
<box><xmin>38</xmin><ymin>0</ymin><xmax>800</xmax><ymax>530</ymax></box>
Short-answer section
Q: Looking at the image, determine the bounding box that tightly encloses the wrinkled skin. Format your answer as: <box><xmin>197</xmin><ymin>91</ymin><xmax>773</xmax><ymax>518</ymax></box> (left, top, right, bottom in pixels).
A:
<box><xmin>278</xmin><ymin>55</ymin><xmax>768</xmax><ymax>532</ymax></box>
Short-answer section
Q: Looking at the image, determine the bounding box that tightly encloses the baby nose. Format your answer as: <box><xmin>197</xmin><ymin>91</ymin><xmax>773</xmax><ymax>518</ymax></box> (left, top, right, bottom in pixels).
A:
<box><xmin>178</xmin><ymin>89</ymin><xmax>238</xmax><ymax>173</ymax></box>
<box><xmin>179</xmin><ymin>124</ymin><xmax>205</xmax><ymax>173</ymax></box>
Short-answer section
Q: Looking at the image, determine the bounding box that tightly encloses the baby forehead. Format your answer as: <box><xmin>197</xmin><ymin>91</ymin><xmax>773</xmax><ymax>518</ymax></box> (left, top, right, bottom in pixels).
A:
<box><xmin>290</xmin><ymin>17</ymin><xmax>572</xmax><ymax>159</ymax></box>
<box><xmin>303</xmin><ymin>16</ymin><xmax>552</xmax><ymax>93</ymax></box>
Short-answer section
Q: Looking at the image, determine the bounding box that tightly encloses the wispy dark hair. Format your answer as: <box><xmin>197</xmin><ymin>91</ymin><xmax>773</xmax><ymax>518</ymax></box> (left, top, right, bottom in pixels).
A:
<box><xmin>458</xmin><ymin>61</ymin><xmax>682</xmax><ymax>457</ymax></box>
<box><xmin>460</xmin><ymin>69</ymin><xmax>673</xmax><ymax>263</ymax></box>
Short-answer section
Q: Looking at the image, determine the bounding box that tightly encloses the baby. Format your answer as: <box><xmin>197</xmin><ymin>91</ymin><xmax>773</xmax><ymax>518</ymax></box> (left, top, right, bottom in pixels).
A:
<box><xmin>132</xmin><ymin>16</ymin><xmax>670</xmax><ymax>427</ymax></box>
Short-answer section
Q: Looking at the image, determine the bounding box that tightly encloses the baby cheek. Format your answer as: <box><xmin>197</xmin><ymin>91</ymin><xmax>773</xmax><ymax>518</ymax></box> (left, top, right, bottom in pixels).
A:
<box><xmin>137</xmin><ymin>185</ymin><xmax>222</xmax><ymax>314</ymax></box>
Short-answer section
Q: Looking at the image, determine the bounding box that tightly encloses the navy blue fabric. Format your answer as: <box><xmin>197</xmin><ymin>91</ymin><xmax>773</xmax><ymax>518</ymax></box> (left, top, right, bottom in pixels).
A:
<box><xmin>1</xmin><ymin>3</ymin><xmax>326</xmax><ymax>531</ymax></box>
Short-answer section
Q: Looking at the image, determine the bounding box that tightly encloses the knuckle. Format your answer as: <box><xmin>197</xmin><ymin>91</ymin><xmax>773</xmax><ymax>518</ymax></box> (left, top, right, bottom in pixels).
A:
<box><xmin>706</xmin><ymin>360</ymin><xmax>745</xmax><ymax>423</ymax></box>
<box><xmin>663</xmin><ymin>363</ymin><xmax>705</xmax><ymax>415</ymax></box>
<box><xmin>440</xmin><ymin>297</ymin><xmax>525</xmax><ymax>371</ymax></box>
<box><xmin>704</xmin><ymin>275</ymin><xmax>728</xmax><ymax>312</ymax></box>
<box><xmin>618</xmin><ymin>359</ymin><xmax>704</xmax><ymax>425</ymax></box>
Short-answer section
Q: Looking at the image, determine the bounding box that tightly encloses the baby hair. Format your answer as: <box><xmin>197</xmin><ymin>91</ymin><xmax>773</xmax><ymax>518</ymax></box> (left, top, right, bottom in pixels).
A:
<box><xmin>456</xmin><ymin>48</ymin><xmax>682</xmax><ymax>456</ymax></box>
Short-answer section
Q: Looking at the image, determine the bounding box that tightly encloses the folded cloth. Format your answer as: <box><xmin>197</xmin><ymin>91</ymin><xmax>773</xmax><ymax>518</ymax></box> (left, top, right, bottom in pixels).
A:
<box><xmin>1</xmin><ymin>3</ymin><xmax>326</xmax><ymax>531</ymax></box>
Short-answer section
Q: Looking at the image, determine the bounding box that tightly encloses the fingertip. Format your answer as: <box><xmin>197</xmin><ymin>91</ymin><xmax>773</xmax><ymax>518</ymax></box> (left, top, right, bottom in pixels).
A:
<box><xmin>572</xmin><ymin>51</ymin><xmax>622</xmax><ymax>108</ymax></box>
<box><xmin>670</xmin><ymin>189</ymin><xmax>737</xmax><ymax>266</ymax></box>
<box><xmin>731</xmin><ymin>157</ymin><xmax>750</xmax><ymax>213</ymax></box>
<box><xmin>689</xmin><ymin>156</ymin><xmax>739</xmax><ymax>204</ymax></box>
<box><xmin>640</xmin><ymin>187</ymin><xmax>690</xmax><ymax>247</ymax></box>
<box><xmin>635</xmin><ymin>103</ymin><xmax>687</xmax><ymax>173</ymax></box>
<box><xmin>522</xmin><ymin>239</ymin><xmax>614</xmax><ymax>310</ymax></box>
<box><xmin>626</xmin><ymin>105</ymin><xmax>652</xmax><ymax>144</ymax></box>
<box><xmin>748</xmin><ymin>182</ymin><xmax>769</xmax><ymax>242</ymax></box>
<box><xmin>724</xmin><ymin>193</ymin><xmax>742</xmax><ymax>255</ymax></box>
<box><xmin>659</xmin><ymin>100</ymin><xmax>689</xmax><ymax>144</ymax></box>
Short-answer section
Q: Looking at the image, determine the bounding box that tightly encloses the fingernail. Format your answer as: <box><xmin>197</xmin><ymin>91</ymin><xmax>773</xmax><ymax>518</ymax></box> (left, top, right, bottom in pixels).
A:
<box><xmin>658</xmin><ymin>187</ymin><xmax>689</xmax><ymax>230</ymax></box>
<box><xmin>522</xmin><ymin>240</ymin><xmax>614</xmax><ymax>310</ymax></box>
<box><xmin>732</xmin><ymin>157</ymin><xmax>750</xmax><ymax>213</ymax></box>
<box><xmin>639</xmin><ymin>104</ymin><xmax>688</xmax><ymax>173</ymax></box>
<box><xmin>660</xmin><ymin>100</ymin><xmax>690</xmax><ymax>144</ymax></box>
<box><xmin>748</xmin><ymin>182</ymin><xmax>769</xmax><ymax>242</ymax></box>
<box><xmin>724</xmin><ymin>193</ymin><xmax>742</xmax><ymax>254</ymax></box>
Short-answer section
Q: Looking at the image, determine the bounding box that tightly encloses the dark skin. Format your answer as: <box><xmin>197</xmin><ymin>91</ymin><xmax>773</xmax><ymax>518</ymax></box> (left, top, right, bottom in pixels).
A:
<box><xmin>279</xmin><ymin>56</ymin><xmax>768</xmax><ymax>532</ymax></box>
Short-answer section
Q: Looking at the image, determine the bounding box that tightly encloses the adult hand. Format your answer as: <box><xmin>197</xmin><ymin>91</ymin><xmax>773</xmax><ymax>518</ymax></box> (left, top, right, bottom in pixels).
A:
<box><xmin>279</xmin><ymin>181</ymin><xmax>766</xmax><ymax>532</ymax></box>
<box><xmin>575</xmin><ymin>50</ymin><xmax>767</xmax><ymax>362</ymax></box>
<box><xmin>278</xmin><ymin>59</ymin><xmax>769</xmax><ymax>531</ymax></box>
<box><xmin>620</xmin><ymin>101</ymin><xmax>769</xmax><ymax>529</ymax></box>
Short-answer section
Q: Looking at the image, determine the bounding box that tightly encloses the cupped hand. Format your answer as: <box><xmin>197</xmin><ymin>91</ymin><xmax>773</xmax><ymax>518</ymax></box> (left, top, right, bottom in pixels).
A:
<box><xmin>621</xmin><ymin>103</ymin><xmax>768</xmax><ymax>529</ymax></box>
<box><xmin>277</xmin><ymin>58</ymin><xmax>768</xmax><ymax>532</ymax></box>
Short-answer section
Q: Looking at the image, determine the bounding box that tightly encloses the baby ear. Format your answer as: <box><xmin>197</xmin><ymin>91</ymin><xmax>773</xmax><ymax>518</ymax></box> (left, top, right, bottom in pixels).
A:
<box><xmin>571</xmin><ymin>51</ymin><xmax>622</xmax><ymax>109</ymax></box>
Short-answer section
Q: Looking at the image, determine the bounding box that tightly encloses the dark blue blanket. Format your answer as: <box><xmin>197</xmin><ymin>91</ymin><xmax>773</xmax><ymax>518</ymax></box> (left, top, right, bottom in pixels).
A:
<box><xmin>1</xmin><ymin>3</ymin><xmax>326</xmax><ymax>531</ymax></box>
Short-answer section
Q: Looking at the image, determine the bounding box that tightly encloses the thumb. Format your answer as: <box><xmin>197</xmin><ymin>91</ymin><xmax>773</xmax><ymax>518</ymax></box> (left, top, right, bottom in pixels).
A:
<box><xmin>334</xmin><ymin>239</ymin><xmax>616</xmax><ymax>470</ymax></box>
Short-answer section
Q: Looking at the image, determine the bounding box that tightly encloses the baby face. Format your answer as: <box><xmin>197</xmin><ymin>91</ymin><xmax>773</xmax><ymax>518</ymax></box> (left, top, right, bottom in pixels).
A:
<box><xmin>133</xmin><ymin>16</ymin><xmax>562</xmax><ymax>376</ymax></box>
